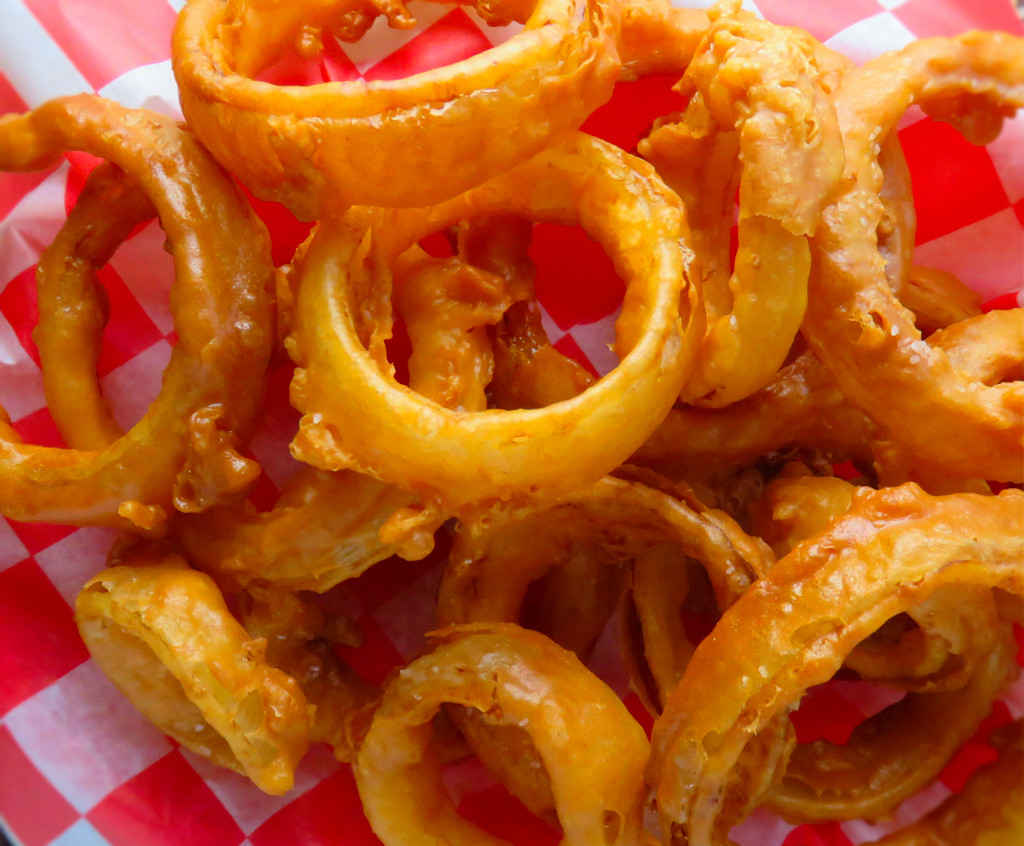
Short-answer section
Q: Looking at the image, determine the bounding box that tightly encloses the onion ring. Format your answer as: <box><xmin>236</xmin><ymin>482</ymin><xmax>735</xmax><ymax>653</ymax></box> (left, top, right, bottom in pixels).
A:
<box><xmin>392</xmin><ymin>245</ymin><xmax>520</xmax><ymax>411</ymax></box>
<box><xmin>173</xmin><ymin>0</ymin><xmax>620</xmax><ymax>218</ymax></box>
<box><xmin>33</xmin><ymin>162</ymin><xmax>154</xmax><ymax>450</ymax></box>
<box><xmin>867</xmin><ymin>720</ymin><xmax>1024</xmax><ymax>845</ymax></box>
<box><xmin>75</xmin><ymin>559</ymin><xmax>311</xmax><ymax>794</ymax></box>
<box><xmin>177</xmin><ymin>233</ymin><xmax>529</xmax><ymax>591</ymax></box>
<box><xmin>650</xmin><ymin>484</ymin><xmax>1024</xmax><ymax>844</ymax></box>
<box><xmin>901</xmin><ymin>265</ymin><xmax>982</xmax><ymax>336</ymax></box>
<box><xmin>804</xmin><ymin>32</ymin><xmax>1024</xmax><ymax>482</ymax></box>
<box><xmin>749</xmin><ymin>472</ymin><xmax>1011</xmax><ymax>820</ymax></box>
<box><xmin>288</xmin><ymin>133</ymin><xmax>701</xmax><ymax>512</ymax></box>
<box><xmin>437</xmin><ymin>472</ymin><xmax>767</xmax><ymax>796</ymax></box>
<box><xmin>634</xmin><ymin>305</ymin><xmax>1024</xmax><ymax>495</ymax></box>
<box><xmin>438</xmin><ymin>474</ymin><xmax>764</xmax><ymax>634</ymax></box>
<box><xmin>235</xmin><ymin>585</ymin><xmax>376</xmax><ymax>762</ymax></box>
<box><xmin>632</xmin><ymin>350</ymin><xmax>877</xmax><ymax>484</ymax></box>
<box><xmin>0</xmin><ymin>95</ymin><xmax>274</xmax><ymax>529</ymax></box>
<box><xmin>456</xmin><ymin>215</ymin><xmax>598</xmax><ymax>410</ymax></box>
<box><xmin>640</xmin><ymin>5</ymin><xmax>844</xmax><ymax>406</ymax></box>
<box><xmin>354</xmin><ymin>622</ymin><xmax>649</xmax><ymax>846</ymax></box>
<box><xmin>178</xmin><ymin>468</ymin><xmax>437</xmax><ymax>591</ymax></box>
<box><xmin>616</xmin><ymin>0</ymin><xmax>708</xmax><ymax>79</ymax></box>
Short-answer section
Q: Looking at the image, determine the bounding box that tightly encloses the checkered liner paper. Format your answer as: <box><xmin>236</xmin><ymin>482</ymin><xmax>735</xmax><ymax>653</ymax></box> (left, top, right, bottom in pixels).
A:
<box><xmin>1</xmin><ymin>1</ymin><xmax>1024</xmax><ymax>845</ymax></box>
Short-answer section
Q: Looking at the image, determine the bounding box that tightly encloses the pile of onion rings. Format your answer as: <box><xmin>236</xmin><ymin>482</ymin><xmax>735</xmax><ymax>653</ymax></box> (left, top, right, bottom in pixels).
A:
<box><xmin>1</xmin><ymin>0</ymin><xmax>1021</xmax><ymax>844</ymax></box>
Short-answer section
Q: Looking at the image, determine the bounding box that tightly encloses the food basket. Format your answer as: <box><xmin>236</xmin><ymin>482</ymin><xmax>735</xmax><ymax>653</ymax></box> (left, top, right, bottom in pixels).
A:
<box><xmin>0</xmin><ymin>0</ymin><xmax>1022</xmax><ymax>844</ymax></box>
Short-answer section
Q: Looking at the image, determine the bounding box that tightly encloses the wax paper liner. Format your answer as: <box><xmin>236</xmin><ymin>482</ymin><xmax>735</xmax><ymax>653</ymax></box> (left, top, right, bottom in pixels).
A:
<box><xmin>0</xmin><ymin>1</ymin><xmax>1023</xmax><ymax>845</ymax></box>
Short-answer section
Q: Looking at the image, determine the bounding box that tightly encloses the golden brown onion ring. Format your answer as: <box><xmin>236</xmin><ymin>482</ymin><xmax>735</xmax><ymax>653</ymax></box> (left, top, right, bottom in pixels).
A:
<box><xmin>634</xmin><ymin>305</ymin><xmax>1023</xmax><ymax>493</ymax></box>
<box><xmin>438</xmin><ymin>474</ymin><xmax>765</xmax><ymax>634</ymax></box>
<box><xmin>235</xmin><ymin>585</ymin><xmax>375</xmax><ymax>762</ymax></box>
<box><xmin>805</xmin><ymin>32</ymin><xmax>1024</xmax><ymax>482</ymax></box>
<box><xmin>901</xmin><ymin>265</ymin><xmax>983</xmax><ymax>336</ymax></box>
<box><xmin>173</xmin><ymin>0</ymin><xmax>620</xmax><ymax>218</ymax></box>
<box><xmin>771</xmin><ymin>619</ymin><xmax>1012</xmax><ymax>824</ymax></box>
<box><xmin>455</xmin><ymin>214</ymin><xmax>598</xmax><ymax>410</ymax></box>
<box><xmin>33</xmin><ymin>163</ymin><xmax>154</xmax><ymax>450</ymax></box>
<box><xmin>178</xmin><ymin>468</ymin><xmax>438</xmax><ymax>592</ymax></box>
<box><xmin>75</xmin><ymin>560</ymin><xmax>311</xmax><ymax>794</ymax></box>
<box><xmin>392</xmin><ymin>245</ymin><xmax>520</xmax><ymax>412</ymax></box>
<box><xmin>354</xmin><ymin>623</ymin><xmax>649</xmax><ymax>846</ymax></box>
<box><xmin>437</xmin><ymin>473</ymin><xmax>767</xmax><ymax>794</ymax></box>
<box><xmin>868</xmin><ymin>721</ymin><xmax>1024</xmax><ymax>845</ymax></box>
<box><xmin>751</xmin><ymin>468</ymin><xmax>1009</xmax><ymax>696</ymax></box>
<box><xmin>616</xmin><ymin>0</ymin><xmax>708</xmax><ymax>79</ymax></box>
<box><xmin>650</xmin><ymin>484</ymin><xmax>1024</xmax><ymax>845</ymax></box>
<box><xmin>178</xmin><ymin>233</ymin><xmax>528</xmax><ymax>591</ymax></box>
<box><xmin>641</xmin><ymin>6</ymin><xmax>844</xmax><ymax>406</ymax></box>
<box><xmin>0</xmin><ymin>95</ymin><xmax>273</xmax><ymax>529</ymax></box>
<box><xmin>632</xmin><ymin>351</ymin><xmax>877</xmax><ymax>483</ymax></box>
<box><xmin>288</xmin><ymin>133</ymin><xmax>701</xmax><ymax>512</ymax></box>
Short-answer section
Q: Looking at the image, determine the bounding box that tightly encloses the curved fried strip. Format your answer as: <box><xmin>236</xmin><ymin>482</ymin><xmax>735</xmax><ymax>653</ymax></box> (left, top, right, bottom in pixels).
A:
<box><xmin>438</xmin><ymin>474</ymin><xmax>766</xmax><ymax>819</ymax></box>
<box><xmin>34</xmin><ymin>162</ymin><xmax>154</xmax><ymax>450</ymax></box>
<box><xmin>173</xmin><ymin>0</ymin><xmax>619</xmax><ymax>217</ymax></box>
<box><xmin>868</xmin><ymin>721</ymin><xmax>1024</xmax><ymax>845</ymax></box>
<box><xmin>438</xmin><ymin>475</ymin><xmax>763</xmax><ymax>633</ymax></box>
<box><xmin>392</xmin><ymin>245</ymin><xmax>518</xmax><ymax>412</ymax></box>
<box><xmin>236</xmin><ymin>586</ymin><xmax>376</xmax><ymax>762</ymax></box>
<box><xmin>769</xmin><ymin>589</ymin><xmax>1008</xmax><ymax>823</ymax></box>
<box><xmin>634</xmin><ymin>305</ymin><xmax>1023</xmax><ymax>491</ymax></box>
<box><xmin>650</xmin><ymin>484</ymin><xmax>1024</xmax><ymax>845</ymax></box>
<box><xmin>753</xmin><ymin>468</ymin><xmax>1009</xmax><ymax>691</ymax></box>
<box><xmin>748</xmin><ymin>472</ymin><xmax>857</xmax><ymax>559</ymax></box>
<box><xmin>641</xmin><ymin>5</ymin><xmax>844</xmax><ymax>406</ymax></box>
<box><xmin>623</xmin><ymin>542</ymin><xmax>722</xmax><ymax>713</ymax></box>
<box><xmin>354</xmin><ymin>623</ymin><xmax>649</xmax><ymax>846</ymax></box>
<box><xmin>178</xmin><ymin>233</ymin><xmax>523</xmax><ymax>591</ymax></box>
<box><xmin>617</xmin><ymin>0</ymin><xmax>708</xmax><ymax>79</ymax></box>
<box><xmin>902</xmin><ymin>265</ymin><xmax>983</xmax><ymax>335</ymax></box>
<box><xmin>75</xmin><ymin>561</ymin><xmax>311</xmax><ymax>795</ymax></box>
<box><xmin>633</xmin><ymin>351</ymin><xmax>877</xmax><ymax>481</ymax></box>
<box><xmin>0</xmin><ymin>95</ymin><xmax>273</xmax><ymax>529</ymax></box>
<box><xmin>872</xmin><ymin>309</ymin><xmax>1024</xmax><ymax>493</ymax></box>
<box><xmin>178</xmin><ymin>468</ymin><xmax>436</xmax><ymax>592</ymax></box>
<box><xmin>933</xmin><ymin>308</ymin><xmax>1024</xmax><ymax>384</ymax></box>
<box><xmin>457</xmin><ymin>215</ymin><xmax>598</xmax><ymax>410</ymax></box>
<box><xmin>805</xmin><ymin>32</ymin><xmax>1024</xmax><ymax>481</ymax></box>
<box><xmin>289</xmin><ymin>134</ymin><xmax>701</xmax><ymax>512</ymax></box>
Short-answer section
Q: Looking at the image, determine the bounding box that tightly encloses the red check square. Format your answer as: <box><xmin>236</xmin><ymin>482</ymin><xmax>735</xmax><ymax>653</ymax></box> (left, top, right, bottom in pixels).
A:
<box><xmin>783</xmin><ymin>822</ymin><xmax>855</xmax><ymax>846</ymax></box>
<box><xmin>531</xmin><ymin>223</ymin><xmax>625</xmax><ymax>331</ymax></box>
<box><xmin>250</xmin><ymin>766</ymin><xmax>380</xmax><ymax>846</ymax></box>
<box><xmin>553</xmin><ymin>333</ymin><xmax>601</xmax><ymax>379</ymax></box>
<box><xmin>755</xmin><ymin>0</ymin><xmax>883</xmax><ymax>41</ymax></box>
<box><xmin>0</xmin><ymin>725</ymin><xmax>78</xmax><ymax>846</ymax></box>
<box><xmin>363</xmin><ymin>9</ymin><xmax>491</xmax><ymax>81</ymax></box>
<box><xmin>88</xmin><ymin>750</ymin><xmax>245</xmax><ymax>846</ymax></box>
<box><xmin>582</xmin><ymin>74</ymin><xmax>685</xmax><ymax>154</ymax></box>
<box><xmin>457</xmin><ymin>783</ymin><xmax>561</xmax><ymax>846</ymax></box>
<box><xmin>22</xmin><ymin>0</ymin><xmax>176</xmax><ymax>91</ymax></box>
<box><xmin>898</xmin><ymin>118</ymin><xmax>1010</xmax><ymax>244</ymax></box>
<box><xmin>0</xmin><ymin>558</ymin><xmax>88</xmax><ymax>716</ymax></box>
<box><xmin>0</xmin><ymin>265</ymin><xmax>42</xmax><ymax>367</ymax></box>
<box><xmin>893</xmin><ymin>0</ymin><xmax>1024</xmax><ymax>37</ymax></box>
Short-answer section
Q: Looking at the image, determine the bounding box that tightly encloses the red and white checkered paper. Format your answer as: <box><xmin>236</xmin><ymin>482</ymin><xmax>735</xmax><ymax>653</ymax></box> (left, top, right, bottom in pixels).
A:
<box><xmin>1</xmin><ymin>1</ymin><xmax>1023</xmax><ymax>844</ymax></box>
